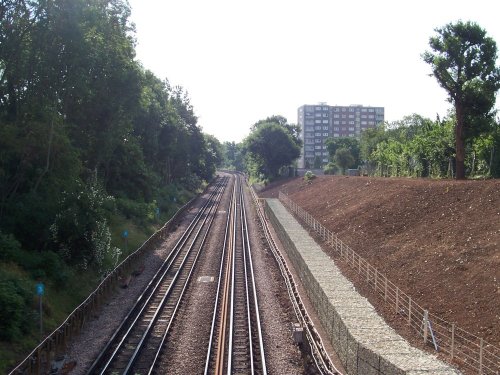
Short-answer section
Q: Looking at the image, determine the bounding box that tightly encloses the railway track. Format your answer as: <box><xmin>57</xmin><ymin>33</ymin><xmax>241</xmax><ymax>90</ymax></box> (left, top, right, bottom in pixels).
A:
<box><xmin>205</xmin><ymin>174</ymin><xmax>267</xmax><ymax>375</ymax></box>
<box><xmin>87</xmin><ymin>177</ymin><xmax>228</xmax><ymax>375</ymax></box>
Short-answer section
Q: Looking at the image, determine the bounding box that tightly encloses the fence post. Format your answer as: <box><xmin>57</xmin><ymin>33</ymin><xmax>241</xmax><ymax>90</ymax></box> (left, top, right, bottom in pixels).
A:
<box><xmin>423</xmin><ymin>310</ymin><xmax>429</xmax><ymax>344</ymax></box>
<box><xmin>384</xmin><ymin>276</ymin><xmax>388</xmax><ymax>301</ymax></box>
<box><xmin>450</xmin><ymin>323</ymin><xmax>455</xmax><ymax>360</ymax></box>
<box><xmin>408</xmin><ymin>297</ymin><xmax>412</xmax><ymax>326</ymax></box>
<box><xmin>479</xmin><ymin>338</ymin><xmax>483</xmax><ymax>374</ymax></box>
<box><xmin>395</xmin><ymin>287</ymin><xmax>399</xmax><ymax>314</ymax></box>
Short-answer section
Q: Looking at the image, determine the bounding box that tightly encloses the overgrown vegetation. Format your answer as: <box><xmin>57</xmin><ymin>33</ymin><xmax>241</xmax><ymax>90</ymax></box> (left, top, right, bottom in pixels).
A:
<box><xmin>0</xmin><ymin>1</ymin><xmax>222</xmax><ymax>371</ymax></box>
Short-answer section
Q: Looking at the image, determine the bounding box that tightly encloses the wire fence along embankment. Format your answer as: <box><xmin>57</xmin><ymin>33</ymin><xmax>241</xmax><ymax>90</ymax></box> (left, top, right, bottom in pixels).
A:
<box><xmin>9</xmin><ymin>191</ymin><xmax>202</xmax><ymax>375</ymax></box>
<box><xmin>278</xmin><ymin>191</ymin><xmax>500</xmax><ymax>375</ymax></box>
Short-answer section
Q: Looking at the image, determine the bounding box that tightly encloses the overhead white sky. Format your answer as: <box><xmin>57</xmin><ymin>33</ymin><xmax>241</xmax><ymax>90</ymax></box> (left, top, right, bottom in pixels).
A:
<box><xmin>128</xmin><ymin>0</ymin><xmax>500</xmax><ymax>143</ymax></box>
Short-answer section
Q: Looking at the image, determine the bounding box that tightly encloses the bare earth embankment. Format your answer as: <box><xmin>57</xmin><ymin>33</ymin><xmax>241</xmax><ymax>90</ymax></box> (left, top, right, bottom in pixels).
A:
<box><xmin>259</xmin><ymin>176</ymin><xmax>500</xmax><ymax>348</ymax></box>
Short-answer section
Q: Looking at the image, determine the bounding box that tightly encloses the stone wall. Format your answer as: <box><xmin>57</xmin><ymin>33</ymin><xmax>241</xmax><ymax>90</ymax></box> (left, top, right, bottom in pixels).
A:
<box><xmin>264</xmin><ymin>198</ymin><xmax>460</xmax><ymax>375</ymax></box>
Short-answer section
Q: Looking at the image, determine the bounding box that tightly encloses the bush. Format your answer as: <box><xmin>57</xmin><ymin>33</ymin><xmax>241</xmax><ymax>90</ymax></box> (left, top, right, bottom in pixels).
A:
<box><xmin>323</xmin><ymin>162</ymin><xmax>338</xmax><ymax>175</ymax></box>
<box><xmin>0</xmin><ymin>270</ymin><xmax>34</xmax><ymax>340</ymax></box>
<box><xmin>50</xmin><ymin>179</ymin><xmax>118</xmax><ymax>272</ymax></box>
<box><xmin>0</xmin><ymin>231</ymin><xmax>22</xmax><ymax>261</ymax></box>
<box><xmin>303</xmin><ymin>170</ymin><xmax>316</xmax><ymax>181</ymax></box>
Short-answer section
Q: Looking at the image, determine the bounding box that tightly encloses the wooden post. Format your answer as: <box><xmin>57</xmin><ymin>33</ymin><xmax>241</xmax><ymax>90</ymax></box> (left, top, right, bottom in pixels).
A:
<box><xmin>450</xmin><ymin>323</ymin><xmax>455</xmax><ymax>360</ymax></box>
<box><xmin>423</xmin><ymin>310</ymin><xmax>429</xmax><ymax>344</ymax></box>
<box><xmin>36</xmin><ymin>347</ymin><xmax>41</xmax><ymax>375</ymax></box>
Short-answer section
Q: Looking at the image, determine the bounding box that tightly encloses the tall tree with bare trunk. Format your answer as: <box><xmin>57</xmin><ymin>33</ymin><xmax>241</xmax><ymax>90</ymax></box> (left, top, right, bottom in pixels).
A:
<box><xmin>423</xmin><ymin>21</ymin><xmax>500</xmax><ymax>179</ymax></box>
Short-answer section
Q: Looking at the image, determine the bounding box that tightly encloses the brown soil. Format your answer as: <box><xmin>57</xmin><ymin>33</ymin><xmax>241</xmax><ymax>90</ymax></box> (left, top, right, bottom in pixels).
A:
<box><xmin>258</xmin><ymin>176</ymin><xmax>500</xmax><ymax>348</ymax></box>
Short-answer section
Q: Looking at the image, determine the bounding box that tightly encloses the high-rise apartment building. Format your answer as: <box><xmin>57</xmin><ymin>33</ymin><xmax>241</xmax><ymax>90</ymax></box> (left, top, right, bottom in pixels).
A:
<box><xmin>297</xmin><ymin>103</ymin><xmax>384</xmax><ymax>168</ymax></box>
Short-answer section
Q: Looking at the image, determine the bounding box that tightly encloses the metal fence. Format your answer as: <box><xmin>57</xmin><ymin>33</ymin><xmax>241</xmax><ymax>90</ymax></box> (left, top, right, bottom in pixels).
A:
<box><xmin>279</xmin><ymin>191</ymin><xmax>500</xmax><ymax>375</ymax></box>
<box><xmin>9</xmin><ymin>195</ymin><xmax>199</xmax><ymax>375</ymax></box>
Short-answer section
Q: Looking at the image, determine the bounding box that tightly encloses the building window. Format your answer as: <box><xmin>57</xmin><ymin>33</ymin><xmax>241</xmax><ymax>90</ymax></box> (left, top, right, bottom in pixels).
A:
<box><xmin>349</xmin><ymin>108</ymin><xmax>354</xmax><ymax>112</ymax></box>
<box><xmin>334</xmin><ymin>127</ymin><xmax>339</xmax><ymax>131</ymax></box>
<box><xmin>368</xmin><ymin>108</ymin><xmax>375</xmax><ymax>112</ymax></box>
<box><xmin>323</xmin><ymin>132</ymin><xmax>328</xmax><ymax>136</ymax></box>
<box><xmin>323</xmin><ymin>145</ymin><xmax>327</xmax><ymax>149</ymax></box>
<box><xmin>315</xmin><ymin>145</ymin><xmax>321</xmax><ymax>149</ymax></box>
<box><xmin>333</xmin><ymin>114</ymin><xmax>340</xmax><ymax>118</ymax></box>
<box><xmin>361</xmin><ymin>121</ymin><xmax>367</xmax><ymax>125</ymax></box>
<box><xmin>349</xmin><ymin>121</ymin><xmax>354</xmax><ymax>125</ymax></box>
<box><xmin>349</xmin><ymin>127</ymin><xmax>355</xmax><ymax>131</ymax></box>
<box><xmin>315</xmin><ymin>106</ymin><xmax>322</xmax><ymax>110</ymax></box>
<box><xmin>333</xmin><ymin>133</ymin><xmax>340</xmax><ymax>138</ymax></box>
<box><xmin>361</xmin><ymin>108</ymin><xmax>367</xmax><ymax>112</ymax></box>
<box><xmin>342</xmin><ymin>114</ymin><xmax>346</xmax><ymax>118</ymax></box>
<box><xmin>323</xmin><ymin>106</ymin><xmax>329</xmax><ymax>110</ymax></box>
<box><xmin>361</xmin><ymin>114</ymin><xmax>367</xmax><ymax>118</ymax></box>
<box><xmin>334</xmin><ymin>107</ymin><xmax>340</xmax><ymax>112</ymax></box>
<box><xmin>322</xmin><ymin>120</ymin><xmax>328</xmax><ymax>124</ymax></box>
<box><xmin>315</xmin><ymin>113</ymin><xmax>322</xmax><ymax>117</ymax></box>
<box><xmin>334</xmin><ymin>120</ymin><xmax>340</xmax><ymax>124</ymax></box>
<box><xmin>315</xmin><ymin>119</ymin><xmax>321</xmax><ymax>123</ymax></box>
<box><xmin>315</xmin><ymin>138</ymin><xmax>321</xmax><ymax>143</ymax></box>
<box><xmin>349</xmin><ymin>114</ymin><xmax>354</xmax><ymax>118</ymax></box>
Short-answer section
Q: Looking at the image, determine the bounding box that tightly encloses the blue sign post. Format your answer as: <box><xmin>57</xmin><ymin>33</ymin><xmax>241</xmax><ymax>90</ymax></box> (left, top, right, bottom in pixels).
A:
<box><xmin>122</xmin><ymin>230</ymin><xmax>129</xmax><ymax>252</ymax></box>
<box><xmin>36</xmin><ymin>283</ymin><xmax>44</xmax><ymax>338</ymax></box>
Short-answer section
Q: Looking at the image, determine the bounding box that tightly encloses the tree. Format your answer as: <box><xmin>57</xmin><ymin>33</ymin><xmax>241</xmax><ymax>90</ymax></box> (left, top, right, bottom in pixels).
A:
<box><xmin>334</xmin><ymin>148</ymin><xmax>355</xmax><ymax>174</ymax></box>
<box><xmin>325</xmin><ymin>137</ymin><xmax>360</xmax><ymax>166</ymax></box>
<box><xmin>423</xmin><ymin>21</ymin><xmax>500</xmax><ymax>179</ymax></box>
<box><xmin>243</xmin><ymin>120</ymin><xmax>300</xmax><ymax>180</ymax></box>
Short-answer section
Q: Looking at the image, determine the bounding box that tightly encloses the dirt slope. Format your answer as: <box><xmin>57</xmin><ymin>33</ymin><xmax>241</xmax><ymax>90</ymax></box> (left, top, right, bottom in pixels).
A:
<box><xmin>259</xmin><ymin>176</ymin><xmax>500</xmax><ymax>347</ymax></box>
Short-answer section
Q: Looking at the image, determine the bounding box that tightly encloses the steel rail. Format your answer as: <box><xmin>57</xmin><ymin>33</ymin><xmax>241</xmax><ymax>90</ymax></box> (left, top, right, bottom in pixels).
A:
<box><xmin>125</xmin><ymin>175</ymin><xmax>227</xmax><ymax>374</ymax></box>
<box><xmin>247</xmin><ymin>181</ymin><xmax>343</xmax><ymax>375</ymax></box>
<box><xmin>215</xmin><ymin>179</ymin><xmax>237</xmax><ymax>374</ymax></box>
<box><xmin>146</xmin><ymin>174</ymin><xmax>227</xmax><ymax>374</ymax></box>
<box><xmin>204</xmin><ymin>176</ymin><xmax>236</xmax><ymax>375</ymax></box>
<box><xmin>87</xmin><ymin>177</ymin><xmax>228</xmax><ymax>374</ymax></box>
<box><xmin>240</xmin><ymin>181</ymin><xmax>267</xmax><ymax>374</ymax></box>
<box><xmin>205</xmin><ymin>173</ymin><xmax>268</xmax><ymax>375</ymax></box>
<box><xmin>227</xmin><ymin>175</ymin><xmax>239</xmax><ymax>374</ymax></box>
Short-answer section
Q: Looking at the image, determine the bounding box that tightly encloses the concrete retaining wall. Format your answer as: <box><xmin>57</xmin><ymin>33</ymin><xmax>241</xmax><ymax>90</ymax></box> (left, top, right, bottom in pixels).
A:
<box><xmin>264</xmin><ymin>198</ymin><xmax>460</xmax><ymax>375</ymax></box>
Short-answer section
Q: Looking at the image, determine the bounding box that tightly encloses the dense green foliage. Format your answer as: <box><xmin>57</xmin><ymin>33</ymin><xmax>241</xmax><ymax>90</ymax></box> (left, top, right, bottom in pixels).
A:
<box><xmin>357</xmin><ymin>114</ymin><xmax>500</xmax><ymax>178</ymax></box>
<box><xmin>324</xmin><ymin>137</ymin><xmax>360</xmax><ymax>174</ymax></box>
<box><xmin>242</xmin><ymin>116</ymin><xmax>301</xmax><ymax>181</ymax></box>
<box><xmin>423</xmin><ymin>21</ymin><xmax>500</xmax><ymax>179</ymax></box>
<box><xmin>0</xmin><ymin>0</ymin><xmax>222</xmax><ymax>367</ymax></box>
